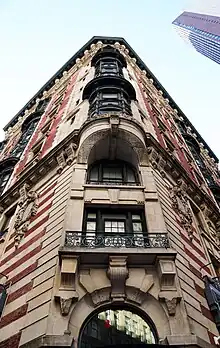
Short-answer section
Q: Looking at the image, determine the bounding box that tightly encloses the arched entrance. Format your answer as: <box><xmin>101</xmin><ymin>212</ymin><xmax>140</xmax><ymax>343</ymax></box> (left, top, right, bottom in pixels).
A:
<box><xmin>78</xmin><ymin>307</ymin><xmax>157</xmax><ymax>348</ymax></box>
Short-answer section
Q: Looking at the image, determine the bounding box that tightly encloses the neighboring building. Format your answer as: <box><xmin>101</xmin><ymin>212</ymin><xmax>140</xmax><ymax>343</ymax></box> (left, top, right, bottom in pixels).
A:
<box><xmin>0</xmin><ymin>36</ymin><xmax>220</xmax><ymax>348</ymax></box>
<box><xmin>172</xmin><ymin>11</ymin><xmax>220</xmax><ymax>64</ymax></box>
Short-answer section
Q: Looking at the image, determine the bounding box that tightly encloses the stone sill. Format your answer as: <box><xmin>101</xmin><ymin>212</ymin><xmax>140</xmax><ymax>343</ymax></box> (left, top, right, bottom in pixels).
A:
<box><xmin>83</xmin><ymin>184</ymin><xmax>145</xmax><ymax>189</ymax></box>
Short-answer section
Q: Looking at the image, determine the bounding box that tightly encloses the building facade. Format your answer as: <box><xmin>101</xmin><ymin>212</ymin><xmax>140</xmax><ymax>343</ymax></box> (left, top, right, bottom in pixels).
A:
<box><xmin>0</xmin><ymin>36</ymin><xmax>220</xmax><ymax>348</ymax></box>
<box><xmin>172</xmin><ymin>11</ymin><xmax>220</xmax><ymax>64</ymax></box>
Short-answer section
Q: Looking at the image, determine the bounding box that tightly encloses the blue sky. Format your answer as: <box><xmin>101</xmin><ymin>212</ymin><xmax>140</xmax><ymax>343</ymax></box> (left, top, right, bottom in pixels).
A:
<box><xmin>0</xmin><ymin>0</ymin><xmax>219</xmax><ymax>159</ymax></box>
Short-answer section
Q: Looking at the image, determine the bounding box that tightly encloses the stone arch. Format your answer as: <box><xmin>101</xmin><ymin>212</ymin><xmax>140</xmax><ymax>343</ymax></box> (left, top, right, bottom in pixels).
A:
<box><xmin>68</xmin><ymin>286</ymin><xmax>170</xmax><ymax>348</ymax></box>
<box><xmin>77</xmin><ymin>127</ymin><xmax>149</xmax><ymax>166</ymax></box>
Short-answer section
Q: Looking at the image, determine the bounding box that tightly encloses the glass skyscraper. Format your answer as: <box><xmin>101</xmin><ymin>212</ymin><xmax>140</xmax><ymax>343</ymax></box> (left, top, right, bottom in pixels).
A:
<box><xmin>172</xmin><ymin>11</ymin><xmax>220</xmax><ymax>64</ymax></box>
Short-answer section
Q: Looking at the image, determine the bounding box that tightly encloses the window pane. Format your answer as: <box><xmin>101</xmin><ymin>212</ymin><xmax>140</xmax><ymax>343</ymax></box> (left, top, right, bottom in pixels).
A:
<box><xmin>89</xmin><ymin>167</ymin><xmax>98</xmax><ymax>181</ymax></box>
<box><xmin>133</xmin><ymin>222</ymin><xmax>142</xmax><ymax>232</ymax></box>
<box><xmin>86</xmin><ymin>222</ymin><xmax>96</xmax><ymax>232</ymax></box>
<box><xmin>102</xmin><ymin>93</ymin><xmax>118</xmax><ymax>99</ymax></box>
<box><xmin>105</xmin><ymin>221</ymin><xmax>125</xmax><ymax>233</ymax></box>
<box><xmin>127</xmin><ymin>168</ymin><xmax>136</xmax><ymax>182</ymax></box>
<box><xmin>87</xmin><ymin>213</ymin><xmax>96</xmax><ymax>219</ymax></box>
<box><xmin>132</xmin><ymin>214</ymin><xmax>141</xmax><ymax>220</ymax></box>
<box><xmin>103</xmin><ymin>166</ymin><xmax>122</xmax><ymax>182</ymax></box>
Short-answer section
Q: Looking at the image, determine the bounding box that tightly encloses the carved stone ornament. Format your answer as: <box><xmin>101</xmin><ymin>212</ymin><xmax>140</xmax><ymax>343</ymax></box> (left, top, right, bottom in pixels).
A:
<box><xmin>60</xmin><ymin>297</ymin><xmax>73</xmax><ymax>316</ymax></box>
<box><xmin>159</xmin><ymin>293</ymin><xmax>181</xmax><ymax>316</ymax></box>
<box><xmin>65</xmin><ymin>143</ymin><xmax>77</xmax><ymax>166</ymax></box>
<box><xmin>107</xmin><ymin>256</ymin><xmax>128</xmax><ymax>302</ymax></box>
<box><xmin>169</xmin><ymin>181</ymin><xmax>193</xmax><ymax>240</ymax></box>
<box><xmin>14</xmin><ymin>183</ymin><xmax>39</xmax><ymax>247</ymax></box>
<box><xmin>56</xmin><ymin>151</ymin><xmax>66</xmax><ymax>174</ymax></box>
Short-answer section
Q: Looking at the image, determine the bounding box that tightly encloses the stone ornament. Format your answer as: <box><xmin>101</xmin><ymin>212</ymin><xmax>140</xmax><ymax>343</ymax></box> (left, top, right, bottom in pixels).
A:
<box><xmin>14</xmin><ymin>183</ymin><xmax>39</xmax><ymax>248</ymax></box>
<box><xmin>56</xmin><ymin>142</ymin><xmax>78</xmax><ymax>174</ymax></box>
<box><xmin>159</xmin><ymin>293</ymin><xmax>181</xmax><ymax>316</ymax></box>
<box><xmin>60</xmin><ymin>298</ymin><xmax>73</xmax><ymax>316</ymax></box>
<box><xmin>169</xmin><ymin>181</ymin><xmax>193</xmax><ymax>240</ymax></box>
<box><xmin>107</xmin><ymin>256</ymin><xmax>128</xmax><ymax>302</ymax></box>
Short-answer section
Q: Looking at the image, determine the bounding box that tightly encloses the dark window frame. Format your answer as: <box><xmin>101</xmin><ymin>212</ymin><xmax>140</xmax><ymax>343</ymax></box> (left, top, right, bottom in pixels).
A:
<box><xmin>83</xmin><ymin>206</ymin><xmax>147</xmax><ymax>236</ymax></box>
<box><xmin>87</xmin><ymin>160</ymin><xmax>139</xmax><ymax>185</ymax></box>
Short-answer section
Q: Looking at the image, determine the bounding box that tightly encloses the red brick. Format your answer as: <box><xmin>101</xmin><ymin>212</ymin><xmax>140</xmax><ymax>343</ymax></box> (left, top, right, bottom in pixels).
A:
<box><xmin>180</xmin><ymin>233</ymin><xmax>206</xmax><ymax>259</ymax></box>
<box><xmin>41</xmin><ymin>73</ymin><xmax>78</xmax><ymax>157</ymax></box>
<box><xmin>25</xmin><ymin>215</ymin><xmax>49</xmax><ymax>238</ymax></box>
<box><xmin>7</xmin><ymin>281</ymin><xmax>33</xmax><ymax>304</ymax></box>
<box><xmin>2</xmin><ymin>245</ymin><xmax>41</xmax><ymax>275</ymax></box>
<box><xmin>194</xmin><ymin>282</ymin><xmax>205</xmax><ymax>298</ymax></box>
<box><xmin>5</xmin><ymin>228</ymin><xmax>45</xmax><ymax>254</ymax></box>
<box><xmin>0</xmin><ymin>332</ymin><xmax>21</xmax><ymax>348</ymax></box>
<box><xmin>208</xmin><ymin>330</ymin><xmax>217</xmax><ymax>345</ymax></box>
<box><xmin>201</xmin><ymin>304</ymin><xmax>215</xmax><ymax>323</ymax></box>
<box><xmin>0</xmin><ymin>304</ymin><xmax>28</xmax><ymax>328</ymax></box>
<box><xmin>38</xmin><ymin>192</ymin><xmax>54</xmax><ymax>208</ymax></box>
<box><xmin>189</xmin><ymin>264</ymin><xmax>202</xmax><ymax>279</ymax></box>
<box><xmin>8</xmin><ymin>215</ymin><xmax>49</xmax><ymax>243</ymax></box>
<box><xmin>30</xmin><ymin>203</ymin><xmax>52</xmax><ymax>223</ymax></box>
<box><xmin>184</xmin><ymin>247</ymin><xmax>211</xmax><ymax>275</ymax></box>
<box><xmin>39</xmin><ymin>181</ymin><xmax>57</xmax><ymax>199</ymax></box>
<box><xmin>8</xmin><ymin>261</ymin><xmax>38</xmax><ymax>285</ymax></box>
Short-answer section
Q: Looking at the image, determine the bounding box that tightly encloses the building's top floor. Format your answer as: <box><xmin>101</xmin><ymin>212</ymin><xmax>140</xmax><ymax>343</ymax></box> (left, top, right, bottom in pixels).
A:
<box><xmin>2</xmin><ymin>36</ymin><xmax>219</xmax><ymax>164</ymax></box>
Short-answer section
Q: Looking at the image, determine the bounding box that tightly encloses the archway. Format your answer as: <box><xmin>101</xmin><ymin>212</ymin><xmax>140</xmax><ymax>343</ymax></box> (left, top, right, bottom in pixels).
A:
<box><xmin>78</xmin><ymin>306</ymin><xmax>157</xmax><ymax>348</ymax></box>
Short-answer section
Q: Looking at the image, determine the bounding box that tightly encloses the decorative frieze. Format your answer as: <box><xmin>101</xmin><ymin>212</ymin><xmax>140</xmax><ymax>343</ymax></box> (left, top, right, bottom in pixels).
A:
<box><xmin>14</xmin><ymin>183</ymin><xmax>39</xmax><ymax>248</ymax></box>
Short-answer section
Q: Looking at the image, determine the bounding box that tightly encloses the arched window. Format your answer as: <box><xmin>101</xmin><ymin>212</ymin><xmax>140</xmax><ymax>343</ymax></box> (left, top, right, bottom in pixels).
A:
<box><xmin>11</xmin><ymin>113</ymin><xmax>41</xmax><ymax>159</ymax></box>
<box><xmin>0</xmin><ymin>158</ymin><xmax>18</xmax><ymax>195</ymax></box>
<box><xmin>87</xmin><ymin>160</ymin><xmax>139</xmax><ymax>185</ymax></box>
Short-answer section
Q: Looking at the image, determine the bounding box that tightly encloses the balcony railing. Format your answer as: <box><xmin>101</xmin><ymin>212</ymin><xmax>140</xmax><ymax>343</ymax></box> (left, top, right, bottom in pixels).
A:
<box><xmin>65</xmin><ymin>232</ymin><xmax>170</xmax><ymax>249</ymax></box>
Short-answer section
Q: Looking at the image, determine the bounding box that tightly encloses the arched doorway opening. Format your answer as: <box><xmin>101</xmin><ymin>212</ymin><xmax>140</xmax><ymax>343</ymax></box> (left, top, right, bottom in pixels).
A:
<box><xmin>78</xmin><ymin>306</ymin><xmax>157</xmax><ymax>348</ymax></box>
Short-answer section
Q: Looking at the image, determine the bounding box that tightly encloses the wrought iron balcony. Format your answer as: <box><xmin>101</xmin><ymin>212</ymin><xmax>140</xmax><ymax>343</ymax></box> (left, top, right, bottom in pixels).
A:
<box><xmin>64</xmin><ymin>232</ymin><xmax>170</xmax><ymax>249</ymax></box>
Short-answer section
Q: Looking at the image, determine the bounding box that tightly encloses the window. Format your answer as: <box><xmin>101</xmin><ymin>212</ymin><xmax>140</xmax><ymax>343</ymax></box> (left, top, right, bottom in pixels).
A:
<box><xmin>11</xmin><ymin>115</ymin><xmax>41</xmax><ymax>159</ymax></box>
<box><xmin>0</xmin><ymin>206</ymin><xmax>16</xmax><ymax>240</ymax></box>
<box><xmin>83</xmin><ymin>208</ymin><xmax>146</xmax><ymax>236</ymax></box>
<box><xmin>164</xmin><ymin>136</ymin><xmax>175</xmax><ymax>153</ymax></box>
<box><xmin>0</xmin><ymin>284</ymin><xmax>7</xmax><ymax>317</ymax></box>
<box><xmin>88</xmin><ymin>160</ymin><xmax>138</xmax><ymax>185</ymax></box>
<box><xmin>88</xmin><ymin>87</ymin><xmax>132</xmax><ymax>117</ymax></box>
<box><xmin>0</xmin><ymin>169</ymin><xmax>13</xmax><ymax>195</ymax></box>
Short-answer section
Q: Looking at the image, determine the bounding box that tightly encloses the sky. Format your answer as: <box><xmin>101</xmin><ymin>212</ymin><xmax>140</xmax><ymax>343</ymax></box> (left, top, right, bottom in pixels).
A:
<box><xmin>0</xmin><ymin>0</ymin><xmax>219</xmax><ymax>160</ymax></box>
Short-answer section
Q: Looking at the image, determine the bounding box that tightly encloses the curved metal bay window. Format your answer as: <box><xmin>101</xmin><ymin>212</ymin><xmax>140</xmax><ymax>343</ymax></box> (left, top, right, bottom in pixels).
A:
<box><xmin>92</xmin><ymin>45</ymin><xmax>126</xmax><ymax>78</ymax></box>
<box><xmin>88</xmin><ymin>86</ymin><xmax>132</xmax><ymax>117</ymax></box>
<box><xmin>87</xmin><ymin>160</ymin><xmax>139</xmax><ymax>185</ymax></box>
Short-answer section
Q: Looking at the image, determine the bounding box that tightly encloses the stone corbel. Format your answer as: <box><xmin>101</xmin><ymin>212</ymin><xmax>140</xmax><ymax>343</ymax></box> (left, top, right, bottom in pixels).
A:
<box><xmin>107</xmin><ymin>256</ymin><xmax>128</xmax><ymax>302</ymax></box>
<box><xmin>109</xmin><ymin>115</ymin><xmax>120</xmax><ymax>136</ymax></box>
<box><xmin>157</xmin><ymin>257</ymin><xmax>176</xmax><ymax>290</ymax></box>
<box><xmin>56</xmin><ymin>151</ymin><xmax>66</xmax><ymax>174</ymax></box>
<box><xmin>159</xmin><ymin>292</ymin><xmax>182</xmax><ymax>316</ymax></box>
<box><xmin>55</xmin><ymin>255</ymin><xmax>79</xmax><ymax>316</ymax></box>
<box><xmin>65</xmin><ymin>143</ymin><xmax>77</xmax><ymax>166</ymax></box>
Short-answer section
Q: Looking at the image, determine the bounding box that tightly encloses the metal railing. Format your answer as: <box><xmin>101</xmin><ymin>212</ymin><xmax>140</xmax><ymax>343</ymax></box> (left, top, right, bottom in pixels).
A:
<box><xmin>65</xmin><ymin>231</ymin><xmax>170</xmax><ymax>249</ymax></box>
